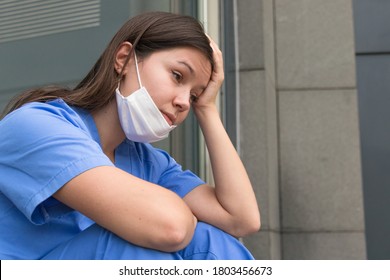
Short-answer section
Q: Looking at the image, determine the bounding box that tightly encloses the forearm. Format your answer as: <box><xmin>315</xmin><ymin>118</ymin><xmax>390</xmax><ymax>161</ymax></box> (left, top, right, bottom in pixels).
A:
<box><xmin>194</xmin><ymin>106</ymin><xmax>260</xmax><ymax>234</ymax></box>
<box><xmin>54</xmin><ymin>166</ymin><xmax>197</xmax><ymax>252</ymax></box>
<box><xmin>188</xmin><ymin>36</ymin><xmax>260</xmax><ymax>236</ymax></box>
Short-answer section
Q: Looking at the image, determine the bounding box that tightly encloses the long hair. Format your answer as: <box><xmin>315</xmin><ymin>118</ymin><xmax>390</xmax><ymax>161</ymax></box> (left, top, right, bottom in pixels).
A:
<box><xmin>1</xmin><ymin>11</ymin><xmax>213</xmax><ymax>118</ymax></box>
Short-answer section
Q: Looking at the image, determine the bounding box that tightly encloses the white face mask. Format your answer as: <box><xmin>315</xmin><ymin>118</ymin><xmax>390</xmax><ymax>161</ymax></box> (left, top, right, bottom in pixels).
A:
<box><xmin>116</xmin><ymin>53</ymin><xmax>177</xmax><ymax>143</ymax></box>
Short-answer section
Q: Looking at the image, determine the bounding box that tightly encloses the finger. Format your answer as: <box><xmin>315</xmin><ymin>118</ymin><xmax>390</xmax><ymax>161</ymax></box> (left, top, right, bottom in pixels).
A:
<box><xmin>204</xmin><ymin>34</ymin><xmax>224</xmax><ymax>87</ymax></box>
<box><xmin>206</xmin><ymin>35</ymin><xmax>223</xmax><ymax>67</ymax></box>
<box><xmin>206</xmin><ymin>34</ymin><xmax>221</xmax><ymax>54</ymax></box>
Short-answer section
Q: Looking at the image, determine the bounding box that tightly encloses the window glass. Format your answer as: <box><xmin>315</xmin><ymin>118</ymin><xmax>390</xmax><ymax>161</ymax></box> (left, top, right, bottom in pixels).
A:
<box><xmin>0</xmin><ymin>0</ymin><xmax>204</xmax><ymax>175</ymax></box>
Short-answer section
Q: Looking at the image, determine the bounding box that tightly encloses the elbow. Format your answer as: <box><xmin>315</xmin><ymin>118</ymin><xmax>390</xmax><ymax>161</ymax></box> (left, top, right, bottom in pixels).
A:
<box><xmin>241</xmin><ymin>219</ymin><xmax>261</xmax><ymax>237</ymax></box>
<box><xmin>249</xmin><ymin>212</ymin><xmax>261</xmax><ymax>234</ymax></box>
<box><xmin>248</xmin><ymin>216</ymin><xmax>261</xmax><ymax>235</ymax></box>
<box><xmin>163</xmin><ymin>224</ymin><xmax>194</xmax><ymax>252</ymax></box>
<box><xmin>233</xmin><ymin>214</ymin><xmax>261</xmax><ymax>238</ymax></box>
<box><xmin>155</xmin><ymin>215</ymin><xmax>197</xmax><ymax>252</ymax></box>
<box><xmin>247</xmin><ymin>209</ymin><xmax>261</xmax><ymax>235</ymax></box>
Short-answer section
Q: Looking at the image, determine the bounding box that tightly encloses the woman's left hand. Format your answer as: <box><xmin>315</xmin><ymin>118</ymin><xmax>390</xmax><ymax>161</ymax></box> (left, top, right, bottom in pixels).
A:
<box><xmin>192</xmin><ymin>36</ymin><xmax>224</xmax><ymax>112</ymax></box>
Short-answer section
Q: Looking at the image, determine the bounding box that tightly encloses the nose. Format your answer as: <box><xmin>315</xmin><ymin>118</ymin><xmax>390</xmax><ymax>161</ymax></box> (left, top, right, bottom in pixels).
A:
<box><xmin>173</xmin><ymin>91</ymin><xmax>191</xmax><ymax>112</ymax></box>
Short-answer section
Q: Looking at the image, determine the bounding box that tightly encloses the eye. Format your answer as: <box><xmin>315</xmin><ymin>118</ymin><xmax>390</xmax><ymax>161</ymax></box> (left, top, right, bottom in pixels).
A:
<box><xmin>172</xmin><ymin>71</ymin><xmax>182</xmax><ymax>82</ymax></box>
<box><xmin>190</xmin><ymin>93</ymin><xmax>199</xmax><ymax>103</ymax></box>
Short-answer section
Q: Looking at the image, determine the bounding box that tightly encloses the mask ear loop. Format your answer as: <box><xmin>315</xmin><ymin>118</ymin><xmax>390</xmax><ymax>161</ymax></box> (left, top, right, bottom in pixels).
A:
<box><xmin>117</xmin><ymin>52</ymin><xmax>143</xmax><ymax>91</ymax></box>
<box><xmin>134</xmin><ymin>52</ymin><xmax>143</xmax><ymax>88</ymax></box>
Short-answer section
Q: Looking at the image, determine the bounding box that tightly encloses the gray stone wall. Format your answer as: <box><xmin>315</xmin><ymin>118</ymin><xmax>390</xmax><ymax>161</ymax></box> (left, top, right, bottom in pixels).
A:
<box><xmin>240</xmin><ymin>0</ymin><xmax>366</xmax><ymax>259</ymax></box>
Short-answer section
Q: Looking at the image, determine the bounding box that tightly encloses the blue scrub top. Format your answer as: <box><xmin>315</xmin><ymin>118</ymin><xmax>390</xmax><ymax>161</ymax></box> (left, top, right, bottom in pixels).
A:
<box><xmin>0</xmin><ymin>99</ymin><xmax>205</xmax><ymax>259</ymax></box>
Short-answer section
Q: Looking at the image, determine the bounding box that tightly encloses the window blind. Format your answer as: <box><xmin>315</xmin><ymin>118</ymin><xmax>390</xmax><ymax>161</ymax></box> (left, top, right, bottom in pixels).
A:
<box><xmin>0</xmin><ymin>0</ymin><xmax>100</xmax><ymax>43</ymax></box>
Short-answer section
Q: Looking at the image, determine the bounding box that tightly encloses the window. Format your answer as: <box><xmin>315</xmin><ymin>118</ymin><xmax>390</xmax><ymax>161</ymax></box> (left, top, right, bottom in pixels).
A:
<box><xmin>0</xmin><ymin>0</ymin><xmax>233</xmax><ymax>184</ymax></box>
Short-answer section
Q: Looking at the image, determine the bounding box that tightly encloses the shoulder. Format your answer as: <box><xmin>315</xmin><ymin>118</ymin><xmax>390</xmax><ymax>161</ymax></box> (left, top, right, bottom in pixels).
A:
<box><xmin>0</xmin><ymin>99</ymin><xmax>104</xmax><ymax>167</ymax></box>
<box><xmin>0</xmin><ymin>100</ymin><xmax>112</xmax><ymax>223</ymax></box>
<box><xmin>1</xmin><ymin>100</ymin><xmax>91</xmax><ymax>142</ymax></box>
<box><xmin>2</xmin><ymin>99</ymin><xmax>86</xmax><ymax>129</ymax></box>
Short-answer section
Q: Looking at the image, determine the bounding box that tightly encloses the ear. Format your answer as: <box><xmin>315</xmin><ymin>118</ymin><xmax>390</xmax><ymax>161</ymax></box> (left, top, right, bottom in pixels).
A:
<box><xmin>115</xmin><ymin>42</ymin><xmax>133</xmax><ymax>75</ymax></box>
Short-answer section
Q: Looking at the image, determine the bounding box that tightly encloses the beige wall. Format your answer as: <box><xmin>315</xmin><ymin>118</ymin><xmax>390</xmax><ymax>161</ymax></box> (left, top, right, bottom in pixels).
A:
<box><xmin>239</xmin><ymin>0</ymin><xmax>366</xmax><ymax>259</ymax></box>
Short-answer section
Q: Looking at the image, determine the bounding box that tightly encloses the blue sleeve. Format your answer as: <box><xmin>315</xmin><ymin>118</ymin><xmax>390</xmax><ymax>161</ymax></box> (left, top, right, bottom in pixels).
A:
<box><xmin>0</xmin><ymin>102</ymin><xmax>113</xmax><ymax>225</ymax></box>
<box><xmin>151</xmin><ymin>147</ymin><xmax>206</xmax><ymax>198</ymax></box>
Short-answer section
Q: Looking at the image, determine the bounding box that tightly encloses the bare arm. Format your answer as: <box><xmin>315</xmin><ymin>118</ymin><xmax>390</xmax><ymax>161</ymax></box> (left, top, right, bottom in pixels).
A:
<box><xmin>54</xmin><ymin>166</ymin><xmax>197</xmax><ymax>252</ymax></box>
<box><xmin>184</xmin><ymin>38</ymin><xmax>260</xmax><ymax>237</ymax></box>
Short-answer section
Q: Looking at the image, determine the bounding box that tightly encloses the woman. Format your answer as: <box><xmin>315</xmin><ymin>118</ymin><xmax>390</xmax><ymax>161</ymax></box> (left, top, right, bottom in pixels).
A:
<box><xmin>0</xmin><ymin>11</ymin><xmax>260</xmax><ymax>259</ymax></box>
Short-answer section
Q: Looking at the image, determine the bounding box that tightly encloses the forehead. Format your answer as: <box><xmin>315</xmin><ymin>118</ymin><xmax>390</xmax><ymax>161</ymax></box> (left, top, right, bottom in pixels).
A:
<box><xmin>149</xmin><ymin>47</ymin><xmax>212</xmax><ymax>77</ymax></box>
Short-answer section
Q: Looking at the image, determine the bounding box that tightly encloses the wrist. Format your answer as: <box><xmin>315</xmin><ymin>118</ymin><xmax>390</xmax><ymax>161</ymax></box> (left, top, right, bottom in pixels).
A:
<box><xmin>193</xmin><ymin>103</ymin><xmax>219</xmax><ymax>119</ymax></box>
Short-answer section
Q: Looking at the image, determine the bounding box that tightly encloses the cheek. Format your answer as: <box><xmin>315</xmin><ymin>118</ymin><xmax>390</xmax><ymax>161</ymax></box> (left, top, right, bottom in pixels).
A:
<box><xmin>176</xmin><ymin>109</ymin><xmax>190</xmax><ymax>124</ymax></box>
<box><xmin>146</xmin><ymin>83</ymin><xmax>170</xmax><ymax>105</ymax></box>
<box><xmin>144</xmin><ymin>74</ymin><xmax>174</xmax><ymax>105</ymax></box>
<box><xmin>120</xmin><ymin>76</ymin><xmax>139</xmax><ymax>97</ymax></box>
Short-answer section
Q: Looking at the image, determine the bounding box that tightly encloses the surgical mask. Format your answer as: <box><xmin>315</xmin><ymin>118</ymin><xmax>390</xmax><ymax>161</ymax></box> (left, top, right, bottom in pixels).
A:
<box><xmin>116</xmin><ymin>53</ymin><xmax>177</xmax><ymax>143</ymax></box>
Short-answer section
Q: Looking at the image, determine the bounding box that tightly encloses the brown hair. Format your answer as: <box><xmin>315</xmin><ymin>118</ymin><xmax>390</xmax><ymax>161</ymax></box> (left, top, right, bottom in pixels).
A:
<box><xmin>1</xmin><ymin>11</ymin><xmax>213</xmax><ymax>118</ymax></box>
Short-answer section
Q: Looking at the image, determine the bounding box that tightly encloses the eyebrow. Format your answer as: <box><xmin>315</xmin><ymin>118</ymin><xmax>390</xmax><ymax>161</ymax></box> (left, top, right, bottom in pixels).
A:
<box><xmin>177</xmin><ymin>60</ymin><xmax>208</xmax><ymax>92</ymax></box>
<box><xmin>177</xmin><ymin>60</ymin><xmax>194</xmax><ymax>74</ymax></box>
